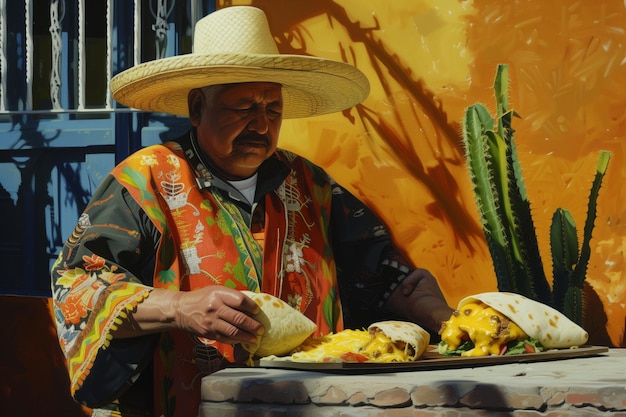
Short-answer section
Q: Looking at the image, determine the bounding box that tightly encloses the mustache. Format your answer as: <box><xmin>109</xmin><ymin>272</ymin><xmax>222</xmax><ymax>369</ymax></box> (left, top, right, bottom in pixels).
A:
<box><xmin>233</xmin><ymin>133</ymin><xmax>270</xmax><ymax>146</ymax></box>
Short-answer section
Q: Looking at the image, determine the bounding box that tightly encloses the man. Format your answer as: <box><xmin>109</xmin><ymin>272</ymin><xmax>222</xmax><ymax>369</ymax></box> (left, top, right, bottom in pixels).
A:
<box><xmin>51</xmin><ymin>6</ymin><xmax>453</xmax><ymax>417</ymax></box>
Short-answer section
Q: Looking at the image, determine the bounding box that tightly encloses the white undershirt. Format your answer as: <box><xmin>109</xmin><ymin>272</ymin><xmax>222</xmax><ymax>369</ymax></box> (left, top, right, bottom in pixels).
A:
<box><xmin>228</xmin><ymin>173</ymin><xmax>258</xmax><ymax>205</ymax></box>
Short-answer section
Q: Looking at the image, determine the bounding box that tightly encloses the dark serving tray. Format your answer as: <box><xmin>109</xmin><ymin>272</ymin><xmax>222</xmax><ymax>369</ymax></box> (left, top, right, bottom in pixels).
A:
<box><xmin>257</xmin><ymin>345</ymin><xmax>609</xmax><ymax>374</ymax></box>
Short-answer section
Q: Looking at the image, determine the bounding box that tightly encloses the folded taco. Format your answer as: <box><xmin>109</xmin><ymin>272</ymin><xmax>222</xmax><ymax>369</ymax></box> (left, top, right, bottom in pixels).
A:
<box><xmin>240</xmin><ymin>291</ymin><xmax>317</xmax><ymax>357</ymax></box>
<box><xmin>438</xmin><ymin>292</ymin><xmax>589</xmax><ymax>357</ymax></box>
<box><xmin>280</xmin><ymin>320</ymin><xmax>430</xmax><ymax>363</ymax></box>
<box><xmin>361</xmin><ymin>320</ymin><xmax>431</xmax><ymax>361</ymax></box>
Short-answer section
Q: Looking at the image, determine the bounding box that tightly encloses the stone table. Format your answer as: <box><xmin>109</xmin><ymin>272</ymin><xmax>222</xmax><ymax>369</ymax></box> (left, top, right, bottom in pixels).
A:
<box><xmin>199</xmin><ymin>348</ymin><xmax>626</xmax><ymax>416</ymax></box>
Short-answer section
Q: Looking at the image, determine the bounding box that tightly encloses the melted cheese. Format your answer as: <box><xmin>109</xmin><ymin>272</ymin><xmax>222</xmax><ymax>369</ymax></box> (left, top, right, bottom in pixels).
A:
<box><xmin>290</xmin><ymin>329</ymin><xmax>413</xmax><ymax>363</ymax></box>
<box><xmin>291</xmin><ymin>330</ymin><xmax>371</xmax><ymax>362</ymax></box>
<box><xmin>439</xmin><ymin>301</ymin><xmax>527</xmax><ymax>356</ymax></box>
<box><xmin>359</xmin><ymin>331</ymin><xmax>414</xmax><ymax>362</ymax></box>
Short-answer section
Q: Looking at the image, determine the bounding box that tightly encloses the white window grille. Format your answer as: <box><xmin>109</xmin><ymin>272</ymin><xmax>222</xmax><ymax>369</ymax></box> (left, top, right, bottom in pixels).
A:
<box><xmin>0</xmin><ymin>0</ymin><xmax>201</xmax><ymax>116</ymax></box>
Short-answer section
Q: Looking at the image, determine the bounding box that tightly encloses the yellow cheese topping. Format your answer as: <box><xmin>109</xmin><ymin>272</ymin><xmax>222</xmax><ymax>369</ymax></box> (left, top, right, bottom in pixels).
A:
<box><xmin>290</xmin><ymin>329</ymin><xmax>413</xmax><ymax>362</ymax></box>
<box><xmin>291</xmin><ymin>329</ymin><xmax>371</xmax><ymax>362</ymax></box>
<box><xmin>359</xmin><ymin>331</ymin><xmax>414</xmax><ymax>362</ymax></box>
<box><xmin>439</xmin><ymin>301</ymin><xmax>528</xmax><ymax>356</ymax></box>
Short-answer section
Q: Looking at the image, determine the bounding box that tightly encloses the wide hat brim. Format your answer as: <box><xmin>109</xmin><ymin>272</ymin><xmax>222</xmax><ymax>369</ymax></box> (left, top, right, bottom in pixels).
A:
<box><xmin>110</xmin><ymin>52</ymin><xmax>370</xmax><ymax>119</ymax></box>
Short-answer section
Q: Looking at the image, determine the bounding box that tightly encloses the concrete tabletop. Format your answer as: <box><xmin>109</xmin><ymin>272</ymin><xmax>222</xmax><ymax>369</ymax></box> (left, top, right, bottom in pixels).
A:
<box><xmin>200</xmin><ymin>348</ymin><xmax>626</xmax><ymax>416</ymax></box>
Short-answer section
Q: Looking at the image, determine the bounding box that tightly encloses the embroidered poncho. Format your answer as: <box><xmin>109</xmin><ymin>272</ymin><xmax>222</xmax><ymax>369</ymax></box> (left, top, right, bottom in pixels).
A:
<box><xmin>51</xmin><ymin>135</ymin><xmax>410</xmax><ymax>416</ymax></box>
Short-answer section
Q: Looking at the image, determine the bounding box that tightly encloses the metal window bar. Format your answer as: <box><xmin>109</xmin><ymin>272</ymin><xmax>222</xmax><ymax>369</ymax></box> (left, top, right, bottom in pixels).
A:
<box><xmin>0</xmin><ymin>0</ymin><xmax>6</xmax><ymax>112</ymax></box>
<box><xmin>50</xmin><ymin>0</ymin><xmax>63</xmax><ymax>109</ymax></box>
<box><xmin>77</xmin><ymin>0</ymin><xmax>84</xmax><ymax>110</ymax></box>
<box><xmin>135</xmin><ymin>1</ymin><xmax>141</xmax><ymax>68</ymax></box>
<box><xmin>26</xmin><ymin>0</ymin><xmax>33</xmax><ymax>112</ymax></box>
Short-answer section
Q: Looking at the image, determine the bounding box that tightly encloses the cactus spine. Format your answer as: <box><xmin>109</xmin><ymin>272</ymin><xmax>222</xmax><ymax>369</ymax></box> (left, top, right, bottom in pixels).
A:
<box><xmin>462</xmin><ymin>64</ymin><xmax>610</xmax><ymax>324</ymax></box>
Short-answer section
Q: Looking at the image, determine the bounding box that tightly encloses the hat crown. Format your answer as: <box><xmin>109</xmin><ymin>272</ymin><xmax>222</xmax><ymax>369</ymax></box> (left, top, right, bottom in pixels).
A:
<box><xmin>193</xmin><ymin>6</ymin><xmax>280</xmax><ymax>55</ymax></box>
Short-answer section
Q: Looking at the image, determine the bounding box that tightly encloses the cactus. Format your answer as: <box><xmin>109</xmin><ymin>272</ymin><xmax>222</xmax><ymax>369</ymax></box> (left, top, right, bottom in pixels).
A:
<box><xmin>462</xmin><ymin>64</ymin><xmax>610</xmax><ymax>324</ymax></box>
<box><xmin>550</xmin><ymin>151</ymin><xmax>611</xmax><ymax>323</ymax></box>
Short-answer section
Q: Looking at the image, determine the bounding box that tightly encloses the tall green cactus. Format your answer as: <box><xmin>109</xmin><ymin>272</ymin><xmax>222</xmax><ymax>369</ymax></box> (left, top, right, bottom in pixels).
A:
<box><xmin>462</xmin><ymin>64</ymin><xmax>611</xmax><ymax>324</ymax></box>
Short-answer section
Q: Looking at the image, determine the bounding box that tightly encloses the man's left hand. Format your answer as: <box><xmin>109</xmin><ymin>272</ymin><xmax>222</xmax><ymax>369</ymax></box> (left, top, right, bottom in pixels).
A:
<box><xmin>384</xmin><ymin>268</ymin><xmax>454</xmax><ymax>334</ymax></box>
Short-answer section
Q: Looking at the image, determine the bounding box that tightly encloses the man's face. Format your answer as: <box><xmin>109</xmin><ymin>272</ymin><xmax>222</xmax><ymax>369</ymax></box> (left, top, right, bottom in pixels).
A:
<box><xmin>189</xmin><ymin>82</ymin><xmax>283</xmax><ymax>180</ymax></box>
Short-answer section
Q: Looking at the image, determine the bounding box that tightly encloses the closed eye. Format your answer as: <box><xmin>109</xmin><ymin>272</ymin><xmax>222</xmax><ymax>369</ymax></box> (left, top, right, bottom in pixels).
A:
<box><xmin>267</xmin><ymin>108</ymin><xmax>282</xmax><ymax>118</ymax></box>
<box><xmin>231</xmin><ymin>106</ymin><xmax>282</xmax><ymax>119</ymax></box>
<box><xmin>233</xmin><ymin>106</ymin><xmax>253</xmax><ymax>114</ymax></box>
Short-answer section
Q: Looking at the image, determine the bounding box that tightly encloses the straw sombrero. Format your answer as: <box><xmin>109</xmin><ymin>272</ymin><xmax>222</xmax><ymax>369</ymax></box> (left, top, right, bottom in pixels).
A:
<box><xmin>110</xmin><ymin>6</ymin><xmax>370</xmax><ymax>119</ymax></box>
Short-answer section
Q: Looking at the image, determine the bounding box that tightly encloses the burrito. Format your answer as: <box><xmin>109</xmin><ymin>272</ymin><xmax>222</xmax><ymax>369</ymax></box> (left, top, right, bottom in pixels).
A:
<box><xmin>438</xmin><ymin>292</ymin><xmax>589</xmax><ymax>357</ymax></box>
<box><xmin>275</xmin><ymin>320</ymin><xmax>430</xmax><ymax>363</ymax></box>
<box><xmin>240</xmin><ymin>291</ymin><xmax>317</xmax><ymax>357</ymax></box>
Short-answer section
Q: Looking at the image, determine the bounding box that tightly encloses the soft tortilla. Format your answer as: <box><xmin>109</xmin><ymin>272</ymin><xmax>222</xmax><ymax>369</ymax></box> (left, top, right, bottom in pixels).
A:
<box><xmin>241</xmin><ymin>291</ymin><xmax>317</xmax><ymax>357</ymax></box>
<box><xmin>367</xmin><ymin>320</ymin><xmax>430</xmax><ymax>360</ymax></box>
<box><xmin>458</xmin><ymin>292</ymin><xmax>588</xmax><ymax>348</ymax></box>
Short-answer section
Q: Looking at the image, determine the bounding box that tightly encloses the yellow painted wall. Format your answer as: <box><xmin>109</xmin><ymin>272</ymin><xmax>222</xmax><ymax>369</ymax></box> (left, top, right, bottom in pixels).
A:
<box><xmin>229</xmin><ymin>0</ymin><xmax>626</xmax><ymax>346</ymax></box>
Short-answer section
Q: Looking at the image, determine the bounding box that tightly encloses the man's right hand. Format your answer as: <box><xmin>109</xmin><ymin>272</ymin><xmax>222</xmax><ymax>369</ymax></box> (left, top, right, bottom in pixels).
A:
<box><xmin>112</xmin><ymin>286</ymin><xmax>264</xmax><ymax>345</ymax></box>
<box><xmin>173</xmin><ymin>286</ymin><xmax>264</xmax><ymax>344</ymax></box>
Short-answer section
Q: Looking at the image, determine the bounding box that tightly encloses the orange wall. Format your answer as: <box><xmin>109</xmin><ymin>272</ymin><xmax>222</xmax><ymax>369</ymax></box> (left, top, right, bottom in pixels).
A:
<box><xmin>233</xmin><ymin>0</ymin><xmax>626</xmax><ymax>346</ymax></box>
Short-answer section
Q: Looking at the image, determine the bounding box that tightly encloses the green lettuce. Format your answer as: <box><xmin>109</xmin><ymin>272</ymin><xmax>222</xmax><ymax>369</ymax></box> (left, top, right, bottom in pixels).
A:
<box><xmin>438</xmin><ymin>338</ymin><xmax>544</xmax><ymax>356</ymax></box>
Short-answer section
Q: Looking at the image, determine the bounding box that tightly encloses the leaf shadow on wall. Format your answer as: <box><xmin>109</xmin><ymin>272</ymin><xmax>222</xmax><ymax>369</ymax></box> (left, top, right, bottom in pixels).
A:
<box><xmin>259</xmin><ymin>0</ymin><xmax>486</xmax><ymax>255</ymax></box>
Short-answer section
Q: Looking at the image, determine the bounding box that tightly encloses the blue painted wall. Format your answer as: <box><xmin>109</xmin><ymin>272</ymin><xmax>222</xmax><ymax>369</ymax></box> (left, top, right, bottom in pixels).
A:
<box><xmin>0</xmin><ymin>0</ymin><xmax>214</xmax><ymax>296</ymax></box>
